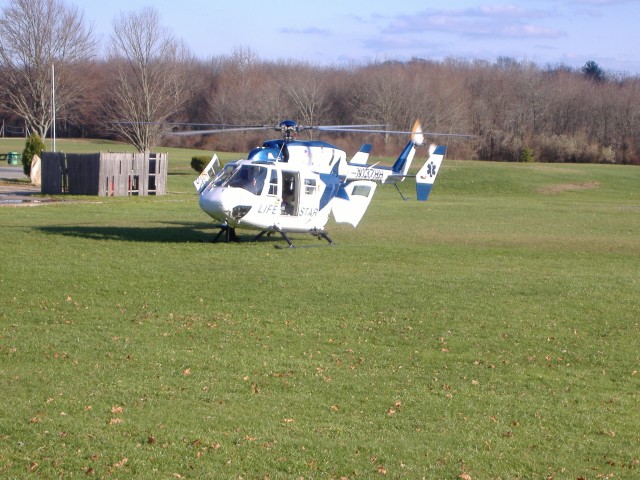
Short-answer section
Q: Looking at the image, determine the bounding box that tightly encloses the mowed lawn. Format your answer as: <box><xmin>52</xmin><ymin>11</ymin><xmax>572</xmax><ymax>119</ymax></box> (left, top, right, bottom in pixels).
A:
<box><xmin>1</xmin><ymin>138</ymin><xmax>639</xmax><ymax>478</ymax></box>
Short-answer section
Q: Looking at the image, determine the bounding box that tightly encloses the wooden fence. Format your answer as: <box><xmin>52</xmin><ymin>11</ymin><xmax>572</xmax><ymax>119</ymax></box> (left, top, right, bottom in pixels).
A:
<box><xmin>41</xmin><ymin>152</ymin><xmax>167</xmax><ymax>196</ymax></box>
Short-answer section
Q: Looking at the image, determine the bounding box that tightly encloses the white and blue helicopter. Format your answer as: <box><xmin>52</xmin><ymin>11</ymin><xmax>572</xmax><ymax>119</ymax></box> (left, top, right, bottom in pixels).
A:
<box><xmin>189</xmin><ymin>120</ymin><xmax>450</xmax><ymax>247</ymax></box>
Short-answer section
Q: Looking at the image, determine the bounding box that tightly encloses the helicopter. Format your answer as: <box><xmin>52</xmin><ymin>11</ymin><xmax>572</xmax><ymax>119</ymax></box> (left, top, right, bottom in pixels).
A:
<box><xmin>188</xmin><ymin>119</ymin><xmax>450</xmax><ymax>247</ymax></box>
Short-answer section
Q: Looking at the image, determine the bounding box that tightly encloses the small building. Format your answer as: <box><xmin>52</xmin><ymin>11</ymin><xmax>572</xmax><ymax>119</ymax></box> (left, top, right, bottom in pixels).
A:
<box><xmin>41</xmin><ymin>152</ymin><xmax>167</xmax><ymax>196</ymax></box>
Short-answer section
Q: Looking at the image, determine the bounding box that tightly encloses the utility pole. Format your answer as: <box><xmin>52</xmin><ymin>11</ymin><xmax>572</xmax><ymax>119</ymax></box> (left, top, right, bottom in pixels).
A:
<box><xmin>52</xmin><ymin>63</ymin><xmax>56</xmax><ymax>152</ymax></box>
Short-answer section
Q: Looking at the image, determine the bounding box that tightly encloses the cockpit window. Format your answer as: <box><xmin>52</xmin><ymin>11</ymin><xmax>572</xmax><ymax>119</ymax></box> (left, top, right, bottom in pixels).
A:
<box><xmin>226</xmin><ymin>165</ymin><xmax>267</xmax><ymax>195</ymax></box>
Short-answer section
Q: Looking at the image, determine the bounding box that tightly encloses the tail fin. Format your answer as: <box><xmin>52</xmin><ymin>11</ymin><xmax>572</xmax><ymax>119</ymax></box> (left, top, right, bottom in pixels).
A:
<box><xmin>416</xmin><ymin>145</ymin><xmax>446</xmax><ymax>201</ymax></box>
<box><xmin>350</xmin><ymin>144</ymin><xmax>372</xmax><ymax>165</ymax></box>
<box><xmin>391</xmin><ymin>120</ymin><xmax>423</xmax><ymax>176</ymax></box>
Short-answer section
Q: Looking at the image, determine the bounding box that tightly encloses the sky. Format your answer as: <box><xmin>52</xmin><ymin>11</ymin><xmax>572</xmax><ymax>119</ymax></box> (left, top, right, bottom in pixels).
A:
<box><xmin>4</xmin><ymin>0</ymin><xmax>640</xmax><ymax>74</ymax></box>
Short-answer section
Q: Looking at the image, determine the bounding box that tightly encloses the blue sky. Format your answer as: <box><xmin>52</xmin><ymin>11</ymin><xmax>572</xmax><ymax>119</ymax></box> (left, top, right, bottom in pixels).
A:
<box><xmin>5</xmin><ymin>0</ymin><xmax>640</xmax><ymax>74</ymax></box>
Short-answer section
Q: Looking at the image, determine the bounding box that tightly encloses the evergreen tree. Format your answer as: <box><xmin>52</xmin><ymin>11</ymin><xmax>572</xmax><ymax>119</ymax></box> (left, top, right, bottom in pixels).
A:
<box><xmin>22</xmin><ymin>133</ymin><xmax>45</xmax><ymax>177</ymax></box>
<box><xmin>581</xmin><ymin>60</ymin><xmax>606</xmax><ymax>83</ymax></box>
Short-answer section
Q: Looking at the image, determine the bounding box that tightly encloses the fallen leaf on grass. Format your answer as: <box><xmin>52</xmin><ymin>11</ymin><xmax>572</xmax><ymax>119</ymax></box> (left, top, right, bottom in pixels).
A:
<box><xmin>113</xmin><ymin>458</ymin><xmax>128</xmax><ymax>468</ymax></box>
<box><xmin>111</xmin><ymin>406</ymin><xmax>124</xmax><ymax>414</ymax></box>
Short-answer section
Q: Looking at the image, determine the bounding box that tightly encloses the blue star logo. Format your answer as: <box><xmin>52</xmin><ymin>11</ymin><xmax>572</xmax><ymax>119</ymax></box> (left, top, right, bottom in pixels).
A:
<box><xmin>427</xmin><ymin>162</ymin><xmax>437</xmax><ymax>177</ymax></box>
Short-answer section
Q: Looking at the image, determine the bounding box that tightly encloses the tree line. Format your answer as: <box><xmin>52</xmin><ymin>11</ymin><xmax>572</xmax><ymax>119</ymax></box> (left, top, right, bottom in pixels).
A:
<box><xmin>1</xmin><ymin>0</ymin><xmax>639</xmax><ymax>164</ymax></box>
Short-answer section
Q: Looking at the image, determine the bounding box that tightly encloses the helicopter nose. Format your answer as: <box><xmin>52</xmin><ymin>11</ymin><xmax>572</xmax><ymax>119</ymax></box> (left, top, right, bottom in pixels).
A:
<box><xmin>199</xmin><ymin>188</ymin><xmax>227</xmax><ymax>220</ymax></box>
<box><xmin>199</xmin><ymin>186</ymin><xmax>254</xmax><ymax>224</ymax></box>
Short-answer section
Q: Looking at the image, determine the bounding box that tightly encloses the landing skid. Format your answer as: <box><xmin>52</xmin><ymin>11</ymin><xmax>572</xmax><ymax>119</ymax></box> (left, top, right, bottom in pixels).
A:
<box><xmin>274</xmin><ymin>227</ymin><xmax>334</xmax><ymax>249</ymax></box>
<box><xmin>210</xmin><ymin>224</ymin><xmax>334</xmax><ymax>248</ymax></box>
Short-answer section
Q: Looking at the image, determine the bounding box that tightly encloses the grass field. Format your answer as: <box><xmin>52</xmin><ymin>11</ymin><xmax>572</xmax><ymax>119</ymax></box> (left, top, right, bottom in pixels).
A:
<box><xmin>1</xmin><ymin>138</ymin><xmax>639</xmax><ymax>478</ymax></box>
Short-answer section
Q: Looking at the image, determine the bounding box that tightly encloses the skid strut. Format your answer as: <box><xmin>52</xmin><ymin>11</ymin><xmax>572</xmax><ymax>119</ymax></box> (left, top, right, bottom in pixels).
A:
<box><xmin>310</xmin><ymin>229</ymin><xmax>334</xmax><ymax>245</ymax></box>
<box><xmin>212</xmin><ymin>224</ymin><xmax>238</xmax><ymax>243</ymax></box>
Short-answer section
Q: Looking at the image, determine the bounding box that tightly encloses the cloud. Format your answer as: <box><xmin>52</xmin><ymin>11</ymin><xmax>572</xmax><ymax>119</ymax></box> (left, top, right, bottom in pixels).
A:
<box><xmin>386</xmin><ymin>4</ymin><xmax>563</xmax><ymax>39</ymax></box>
<box><xmin>568</xmin><ymin>0</ymin><xmax>633</xmax><ymax>17</ymax></box>
<box><xmin>280</xmin><ymin>27</ymin><xmax>331</xmax><ymax>36</ymax></box>
<box><xmin>571</xmin><ymin>0</ymin><xmax>634</xmax><ymax>4</ymax></box>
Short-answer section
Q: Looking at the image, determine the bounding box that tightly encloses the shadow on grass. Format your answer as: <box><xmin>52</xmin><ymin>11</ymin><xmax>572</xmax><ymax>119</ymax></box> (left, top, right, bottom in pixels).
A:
<box><xmin>36</xmin><ymin>221</ymin><xmax>287</xmax><ymax>245</ymax></box>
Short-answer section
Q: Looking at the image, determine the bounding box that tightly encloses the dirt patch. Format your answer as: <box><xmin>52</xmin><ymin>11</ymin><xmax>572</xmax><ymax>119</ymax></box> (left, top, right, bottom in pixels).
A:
<box><xmin>537</xmin><ymin>181</ymin><xmax>600</xmax><ymax>195</ymax></box>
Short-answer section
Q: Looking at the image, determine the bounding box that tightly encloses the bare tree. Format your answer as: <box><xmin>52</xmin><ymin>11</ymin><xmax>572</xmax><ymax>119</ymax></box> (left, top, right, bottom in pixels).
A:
<box><xmin>278</xmin><ymin>64</ymin><xmax>329</xmax><ymax>133</ymax></box>
<box><xmin>104</xmin><ymin>7</ymin><xmax>190</xmax><ymax>152</ymax></box>
<box><xmin>0</xmin><ymin>0</ymin><xmax>96</xmax><ymax>138</ymax></box>
<box><xmin>208</xmin><ymin>47</ymin><xmax>273</xmax><ymax>125</ymax></box>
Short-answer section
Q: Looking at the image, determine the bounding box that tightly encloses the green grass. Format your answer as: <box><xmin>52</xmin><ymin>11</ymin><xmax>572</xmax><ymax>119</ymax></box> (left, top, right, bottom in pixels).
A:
<box><xmin>1</xmin><ymin>139</ymin><xmax>639</xmax><ymax>478</ymax></box>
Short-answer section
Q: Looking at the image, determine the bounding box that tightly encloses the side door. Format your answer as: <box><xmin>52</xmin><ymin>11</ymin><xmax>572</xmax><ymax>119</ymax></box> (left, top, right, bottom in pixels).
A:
<box><xmin>281</xmin><ymin>170</ymin><xmax>298</xmax><ymax>215</ymax></box>
<box><xmin>331</xmin><ymin>180</ymin><xmax>377</xmax><ymax>227</ymax></box>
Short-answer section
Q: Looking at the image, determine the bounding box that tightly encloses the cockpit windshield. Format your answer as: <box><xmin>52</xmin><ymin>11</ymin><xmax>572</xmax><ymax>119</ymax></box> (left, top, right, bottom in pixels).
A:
<box><xmin>224</xmin><ymin>165</ymin><xmax>268</xmax><ymax>195</ymax></box>
<box><xmin>212</xmin><ymin>164</ymin><xmax>235</xmax><ymax>187</ymax></box>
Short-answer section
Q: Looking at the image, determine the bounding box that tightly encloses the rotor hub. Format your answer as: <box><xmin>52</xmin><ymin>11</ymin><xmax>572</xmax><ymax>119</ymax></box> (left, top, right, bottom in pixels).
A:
<box><xmin>278</xmin><ymin>120</ymin><xmax>298</xmax><ymax>141</ymax></box>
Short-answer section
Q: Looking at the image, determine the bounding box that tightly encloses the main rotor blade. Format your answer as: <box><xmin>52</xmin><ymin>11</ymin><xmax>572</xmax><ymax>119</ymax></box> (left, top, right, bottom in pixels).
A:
<box><xmin>315</xmin><ymin>126</ymin><xmax>475</xmax><ymax>137</ymax></box>
<box><xmin>311</xmin><ymin>124</ymin><xmax>387</xmax><ymax>129</ymax></box>
<box><xmin>172</xmin><ymin>126</ymin><xmax>273</xmax><ymax>136</ymax></box>
<box><xmin>113</xmin><ymin>121</ymin><xmax>251</xmax><ymax>128</ymax></box>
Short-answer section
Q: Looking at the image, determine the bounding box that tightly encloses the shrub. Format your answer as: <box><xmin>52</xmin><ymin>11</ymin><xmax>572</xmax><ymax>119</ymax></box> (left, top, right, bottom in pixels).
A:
<box><xmin>191</xmin><ymin>156</ymin><xmax>210</xmax><ymax>173</ymax></box>
<box><xmin>477</xmin><ymin>130</ymin><xmax>523</xmax><ymax>162</ymax></box>
<box><xmin>534</xmin><ymin>134</ymin><xmax>615</xmax><ymax>163</ymax></box>
<box><xmin>600</xmin><ymin>146</ymin><xmax>616</xmax><ymax>164</ymax></box>
<box><xmin>536</xmin><ymin>134</ymin><xmax>578</xmax><ymax>163</ymax></box>
<box><xmin>22</xmin><ymin>133</ymin><xmax>46</xmax><ymax>177</ymax></box>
